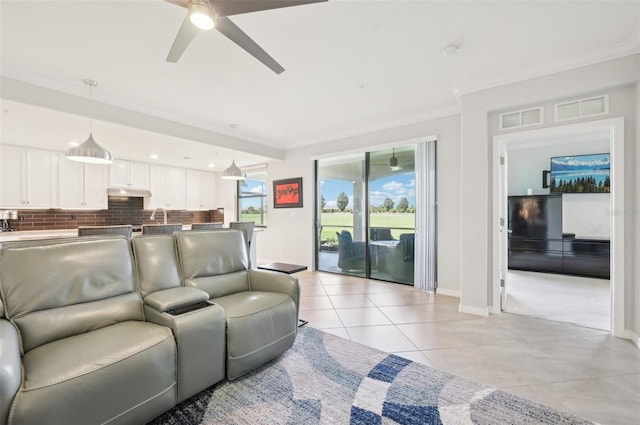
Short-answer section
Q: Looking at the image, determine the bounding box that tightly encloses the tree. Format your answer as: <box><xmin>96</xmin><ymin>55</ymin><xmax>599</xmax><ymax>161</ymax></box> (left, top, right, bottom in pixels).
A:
<box><xmin>397</xmin><ymin>197</ymin><xmax>409</xmax><ymax>213</ymax></box>
<box><xmin>383</xmin><ymin>197</ymin><xmax>394</xmax><ymax>211</ymax></box>
<box><xmin>321</xmin><ymin>195</ymin><xmax>326</xmax><ymax>210</ymax></box>
<box><xmin>336</xmin><ymin>192</ymin><xmax>349</xmax><ymax>212</ymax></box>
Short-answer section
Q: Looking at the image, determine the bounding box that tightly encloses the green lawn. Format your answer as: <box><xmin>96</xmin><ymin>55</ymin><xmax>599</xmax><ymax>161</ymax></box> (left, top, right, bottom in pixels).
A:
<box><xmin>238</xmin><ymin>211</ymin><xmax>414</xmax><ymax>242</ymax></box>
<box><xmin>239</xmin><ymin>212</ymin><xmax>266</xmax><ymax>225</ymax></box>
<box><xmin>320</xmin><ymin>212</ymin><xmax>415</xmax><ymax>242</ymax></box>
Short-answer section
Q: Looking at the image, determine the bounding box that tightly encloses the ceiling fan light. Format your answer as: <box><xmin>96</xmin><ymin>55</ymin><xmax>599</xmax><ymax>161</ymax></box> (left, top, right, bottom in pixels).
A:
<box><xmin>189</xmin><ymin>2</ymin><xmax>216</xmax><ymax>30</ymax></box>
<box><xmin>221</xmin><ymin>160</ymin><xmax>246</xmax><ymax>180</ymax></box>
<box><xmin>66</xmin><ymin>133</ymin><xmax>113</xmax><ymax>165</ymax></box>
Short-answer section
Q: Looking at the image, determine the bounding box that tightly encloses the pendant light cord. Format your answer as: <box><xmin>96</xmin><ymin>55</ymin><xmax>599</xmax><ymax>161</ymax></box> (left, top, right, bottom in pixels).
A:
<box><xmin>83</xmin><ymin>78</ymin><xmax>97</xmax><ymax>134</ymax></box>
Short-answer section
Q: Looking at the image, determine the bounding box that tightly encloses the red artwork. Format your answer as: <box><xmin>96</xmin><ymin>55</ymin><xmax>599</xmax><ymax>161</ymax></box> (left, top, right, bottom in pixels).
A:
<box><xmin>273</xmin><ymin>178</ymin><xmax>303</xmax><ymax>208</ymax></box>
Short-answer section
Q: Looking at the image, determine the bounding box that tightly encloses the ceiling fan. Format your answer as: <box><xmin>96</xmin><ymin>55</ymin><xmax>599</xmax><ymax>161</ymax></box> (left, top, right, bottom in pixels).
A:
<box><xmin>164</xmin><ymin>0</ymin><xmax>327</xmax><ymax>74</ymax></box>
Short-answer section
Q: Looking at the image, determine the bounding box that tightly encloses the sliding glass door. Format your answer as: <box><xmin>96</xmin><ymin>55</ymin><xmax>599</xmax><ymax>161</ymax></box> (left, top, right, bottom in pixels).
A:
<box><xmin>315</xmin><ymin>146</ymin><xmax>416</xmax><ymax>284</ymax></box>
<box><xmin>369</xmin><ymin>147</ymin><xmax>416</xmax><ymax>284</ymax></box>
<box><xmin>316</xmin><ymin>154</ymin><xmax>367</xmax><ymax>277</ymax></box>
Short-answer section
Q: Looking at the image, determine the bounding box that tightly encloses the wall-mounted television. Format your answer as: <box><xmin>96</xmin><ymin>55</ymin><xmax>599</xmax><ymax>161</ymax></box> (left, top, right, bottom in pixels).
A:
<box><xmin>550</xmin><ymin>153</ymin><xmax>610</xmax><ymax>193</ymax></box>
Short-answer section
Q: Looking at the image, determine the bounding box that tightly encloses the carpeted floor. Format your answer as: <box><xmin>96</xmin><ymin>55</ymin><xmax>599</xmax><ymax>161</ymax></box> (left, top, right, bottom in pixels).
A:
<box><xmin>505</xmin><ymin>270</ymin><xmax>610</xmax><ymax>331</ymax></box>
<box><xmin>150</xmin><ymin>326</ymin><xmax>594</xmax><ymax>424</ymax></box>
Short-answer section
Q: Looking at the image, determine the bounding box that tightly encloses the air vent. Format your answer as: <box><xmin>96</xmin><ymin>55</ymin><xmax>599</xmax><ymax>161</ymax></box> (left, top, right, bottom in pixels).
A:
<box><xmin>554</xmin><ymin>95</ymin><xmax>608</xmax><ymax>122</ymax></box>
<box><xmin>499</xmin><ymin>107</ymin><xmax>543</xmax><ymax>130</ymax></box>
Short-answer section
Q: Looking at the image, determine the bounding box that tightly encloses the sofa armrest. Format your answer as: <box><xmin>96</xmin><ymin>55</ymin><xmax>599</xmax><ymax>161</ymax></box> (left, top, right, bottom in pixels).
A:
<box><xmin>143</xmin><ymin>302</ymin><xmax>226</xmax><ymax>403</ymax></box>
<box><xmin>144</xmin><ymin>287</ymin><xmax>210</xmax><ymax>313</ymax></box>
<box><xmin>247</xmin><ymin>269</ymin><xmax>300</xmax><ymax>312</ymax></box>
<box><xmin>0</xmin><ymin>320</ymin><xmax>21</xmax><ymax>425</ymax></box>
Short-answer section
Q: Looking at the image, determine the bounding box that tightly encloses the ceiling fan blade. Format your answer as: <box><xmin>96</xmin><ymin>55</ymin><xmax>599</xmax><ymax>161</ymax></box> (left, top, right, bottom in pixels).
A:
<box><xmin>166</xmin><ymin>14</ymin><xmax>199</xmax><ymax>63</ymax></box>
<box><xmin>216</xmin><ymin>17</ymin><xmax>285</xmax><ymax>74</ymax></box>
<box><xmin>213</xmin><ymin>0</ymin><xmax>327</xmax><ymax>17</ymax></box>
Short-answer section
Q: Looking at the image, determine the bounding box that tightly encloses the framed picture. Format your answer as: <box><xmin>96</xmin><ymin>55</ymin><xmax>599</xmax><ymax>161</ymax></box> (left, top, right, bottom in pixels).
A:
<box><xmin>273</xmin><ymin>177</ymin><xmax>303</xmax><ymax>208</ymax></box>
<box><xmin>550</xmin><ymin>153</ymin><xmax>610</xmax><ymax>193</ymax></box>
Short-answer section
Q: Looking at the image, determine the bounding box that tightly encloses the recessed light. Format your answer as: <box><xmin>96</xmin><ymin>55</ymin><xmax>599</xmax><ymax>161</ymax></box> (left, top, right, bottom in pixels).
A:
<box><xmin>150</xmin><ymin>154</ymin><xmax>159</xmax><ymax>159</ymax></box>
<box><xmin>208</xmin><ymin>163</ymin><xmax>215</xmax><ymax>168</ymax></box>
<box><xmin>68</xmin><ymin>141</ymin><xmax>79</xmax><ymax>147</ymax></box>
<box><xmin>441</xmin><ymin>44</ymin><xmax>458</xmax><ymax>57</ymax></box>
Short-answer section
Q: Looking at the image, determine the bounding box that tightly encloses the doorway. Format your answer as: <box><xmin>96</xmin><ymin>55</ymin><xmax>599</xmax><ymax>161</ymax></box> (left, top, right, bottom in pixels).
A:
<box><xmin>492</xmin><ymin>118</ymin><xmax>626</xmax><ymax>336</ymax></box>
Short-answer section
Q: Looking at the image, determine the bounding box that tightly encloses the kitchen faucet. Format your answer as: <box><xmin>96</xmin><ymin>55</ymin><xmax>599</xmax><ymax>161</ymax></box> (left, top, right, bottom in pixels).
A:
<box><xmin>150</xmin><ymin>207</ymin><xmax>167</xmax><ymax>224</ymax></box>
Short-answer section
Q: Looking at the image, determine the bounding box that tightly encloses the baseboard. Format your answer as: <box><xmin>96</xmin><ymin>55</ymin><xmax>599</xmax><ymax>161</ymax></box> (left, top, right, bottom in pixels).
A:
<box><xmin>489</xmin><ymin>305</ymin><xmax>501</xmax><ymax>315</ymax></box>
<box><xmin>459</xmin><ymin>304</ymin><xmax>490</xmax><ymax>317</ymax></box>
<box><xmin>436</xmin><ymin>288</ymin><xmax>460</xmax><ymax>298</ymax></box>
<box><xmin>625</xmin><ymin>329</ymin><xmax>640</xmax><ymax>350</ymax></box>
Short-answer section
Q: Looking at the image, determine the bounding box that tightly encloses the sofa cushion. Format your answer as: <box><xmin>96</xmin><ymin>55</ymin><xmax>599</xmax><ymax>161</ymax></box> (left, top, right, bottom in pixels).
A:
<box><xmin>176</xmin><ymin>230</ymin><xmax>250</xmax><ymax>297</ymax></box>
<box><xmin>0</xmin><ymin>236</ymin><xmax>142</xmax><ymax>353</ymax></box>
<box><xmin>14</xmin><ymin>293</ymin><xmax>143</xmax><ymax>354</ymax></box>
<box><xmin>11</xmin><ymin>321</ymin><xmax>176</xmax><ymax>425</ymax></box>
<box><xmin>213</xmin><ymin>291</ymin><xmax>297</xmax><ymax>380</ymax></box>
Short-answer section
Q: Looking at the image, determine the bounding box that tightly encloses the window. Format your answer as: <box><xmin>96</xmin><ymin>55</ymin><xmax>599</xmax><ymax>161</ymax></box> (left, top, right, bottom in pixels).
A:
<box><xmin>237</xmin><ymin>168</ymin><xmax>267</xmax><ymax>226</ymax></box>
<box><xmin>554</xmin><ymin>95</ymin><xmax>609</xmax><ymax>122</ymax></box>
<box><xmin>499</xmin><ymin>106</ymin><xmax>543</xmax><ymax>130</ymax></box>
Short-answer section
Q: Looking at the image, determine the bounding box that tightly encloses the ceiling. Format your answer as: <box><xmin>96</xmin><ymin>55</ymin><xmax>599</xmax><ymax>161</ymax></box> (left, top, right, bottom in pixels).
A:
<box><xmin>1</xmin><ymin>0</ymin><xmax>639</xmax><ymax>170</ymax></box>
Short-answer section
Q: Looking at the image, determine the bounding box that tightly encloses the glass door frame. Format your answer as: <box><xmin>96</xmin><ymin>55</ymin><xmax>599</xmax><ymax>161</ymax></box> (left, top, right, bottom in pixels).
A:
<box><xmin>314</xmin><ymin>149</ymin><xmax>416</xmax><ymax>284</ymax></box>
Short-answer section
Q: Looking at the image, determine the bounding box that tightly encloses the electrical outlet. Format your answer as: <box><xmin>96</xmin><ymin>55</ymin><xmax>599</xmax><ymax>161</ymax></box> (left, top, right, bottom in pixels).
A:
<box><xmin>71</xmin><ymin>214</ymin><xmax>77</xmax><ymax>220</ymax></box>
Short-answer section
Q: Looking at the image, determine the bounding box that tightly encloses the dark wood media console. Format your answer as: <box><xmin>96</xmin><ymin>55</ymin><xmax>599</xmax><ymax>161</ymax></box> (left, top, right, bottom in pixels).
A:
<box><xmin>508</xmin><ymin>237</ymin><xmax>610</xmax><ymax>279</ymax></box>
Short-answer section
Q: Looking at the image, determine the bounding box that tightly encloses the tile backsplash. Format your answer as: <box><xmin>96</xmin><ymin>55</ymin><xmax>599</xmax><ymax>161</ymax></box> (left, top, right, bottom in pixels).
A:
<box><xmin>6</xmin><ymin>197</ymin><xmax>222</xmax><ymax>231</ymax></box>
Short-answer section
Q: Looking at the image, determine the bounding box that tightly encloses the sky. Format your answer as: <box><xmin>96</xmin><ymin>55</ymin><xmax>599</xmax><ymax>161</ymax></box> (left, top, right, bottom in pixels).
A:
<box><xmin>239</xmin><ymin>179</ymin><xmax>267</xmax><ymax>209</ymax></box>
<box><xmin>322</xmin><ymin>172</ymin><xmax>416</xmax><ymax>210</ymax></box>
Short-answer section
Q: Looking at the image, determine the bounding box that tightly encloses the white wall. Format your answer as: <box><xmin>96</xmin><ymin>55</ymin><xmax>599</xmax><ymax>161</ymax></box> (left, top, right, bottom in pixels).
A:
<box><xmin>257</xmin><ymin>114</ymin><xmax>462</xmax><ymax>294</ymax></box>
<box><xmin>562</xmin><ymin>193</ymin><xmax>610</xmax><ymax>239</ymax></box>
<box><xmin>459</xmin><ymin>54</ymin><xmax>638</xmax><ymax>321</ymax></box>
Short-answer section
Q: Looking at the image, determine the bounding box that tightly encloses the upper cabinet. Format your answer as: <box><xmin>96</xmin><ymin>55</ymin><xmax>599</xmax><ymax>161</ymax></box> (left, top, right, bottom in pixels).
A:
<box><xmin>0</xmin><ymin>145</ymin><xmax>59</xmax><ymax>208</ymax></box>
<box><xmin>1</xmin><ymin>145</ymin><xmax>218</xmax><ymax>211</ymax></box>
<box><xmin>186</xmin><ymin>169</ymin><xmax>217</xmax><ymax>210</ymax></box>
<box><xmin>59</xmin><ymin>154</ymin><xmax>108</xmax><ymax>209</ymax></box>
<box><xmin>109</xmin><ymin>160</ymin><xmax>149</xmax><ymax>189</ymax></box>
<box><xmin>146</xmin><ymin>165</ymin><xmax>186</xmax><ymax>210</ymax></box>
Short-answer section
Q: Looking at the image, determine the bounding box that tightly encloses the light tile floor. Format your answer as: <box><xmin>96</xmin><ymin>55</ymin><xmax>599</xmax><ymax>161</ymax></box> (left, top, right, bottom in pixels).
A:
<box><xmin>296</xmin><ymin>271</ymin><xmax>640</xmax><ymax>425</ymax></box>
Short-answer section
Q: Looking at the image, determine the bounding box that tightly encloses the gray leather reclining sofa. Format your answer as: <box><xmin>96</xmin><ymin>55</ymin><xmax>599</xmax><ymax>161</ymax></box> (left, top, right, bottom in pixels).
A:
<box><xmin>0</xmin><ymin>229</ymin><xmax>300</xmax><ymax>425</ymax></box>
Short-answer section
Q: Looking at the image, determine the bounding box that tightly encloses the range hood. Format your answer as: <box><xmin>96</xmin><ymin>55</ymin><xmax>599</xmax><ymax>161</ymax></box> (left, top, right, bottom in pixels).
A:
<box><xmin>107</xmin><ymin>187</ymin><xmax>152</xmax><ymax>197</ymax></box>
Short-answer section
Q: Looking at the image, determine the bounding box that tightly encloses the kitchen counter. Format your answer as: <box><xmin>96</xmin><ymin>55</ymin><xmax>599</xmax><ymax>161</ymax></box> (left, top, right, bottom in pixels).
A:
<box><xmin>0</xmin><ymin>229</ymin><xmax>78</xmax><ymax>242</ymax></box>
<box><xmin>0</xmin><ymin>224</ymin><xmax>194</xmax><ymax>242</ymax></box>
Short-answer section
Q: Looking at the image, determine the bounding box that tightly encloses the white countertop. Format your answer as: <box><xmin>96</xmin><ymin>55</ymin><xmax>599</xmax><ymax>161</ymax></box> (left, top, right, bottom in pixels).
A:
<box><xmin>0</xmin><ymin>224</ymin><xmax>194</xmax><ymax>242</ymax></box>
<box><xmin>0</xmin><ymin>229</ymin><xmax>78</xmax><ymax>242</ymax></box>
<box><xmin>0</xmin><ymin>224</ymin><xmax>264</xmax><ymax>242</ymax></box>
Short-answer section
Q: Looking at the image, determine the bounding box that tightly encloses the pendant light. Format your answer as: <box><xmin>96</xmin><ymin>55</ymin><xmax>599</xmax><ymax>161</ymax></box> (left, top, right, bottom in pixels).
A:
<box><xmin>221</xmin><ymin>155</ymin><xmax>245</xmax><ymax>180</ymax></box>
<box><xmin>389</xmin><ymin>148</ymin><xmax>400</xmax><ymax>171</ymax></box>
<box><xmin>66</xmin><ymin>79</ymin><xmax>113</xmax><ymax>164</ymax></box>
<box><xmin>222</xmin><ymin>124</ymin><xmax>246</xmax><ymax>180</ymax></box>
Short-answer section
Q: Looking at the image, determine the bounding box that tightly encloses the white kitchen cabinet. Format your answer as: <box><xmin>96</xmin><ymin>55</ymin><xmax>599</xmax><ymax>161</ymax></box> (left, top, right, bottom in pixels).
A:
<box><xmin>59</xmin><ymin>155</ymin><xmax>108</xmax><ymax>209</ymax></box>
<box><xmin>0</xmin><ymin>145</ymin><xmax>58</xmax><ymax>208</ymax></box>
<box><xmin>186</xmin><ymin>169</ymin><xmax>217</xmax><ymax>210</ymax></box>
<box><xmin>109</xmin><ymin>160</ymin><xmax>149</xmax><ymax>188</ymax></box>
<box><xmin>146</xmin><ymin>165</ymin><xmax>185</xmax><ymax>209</ymax></box>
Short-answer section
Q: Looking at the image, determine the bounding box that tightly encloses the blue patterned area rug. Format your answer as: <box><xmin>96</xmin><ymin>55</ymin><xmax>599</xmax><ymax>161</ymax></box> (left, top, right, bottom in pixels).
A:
<box><xmin>150</xmin><ymin>326</ymin><xmax>593</xmax><ymax>424</ymax></box>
